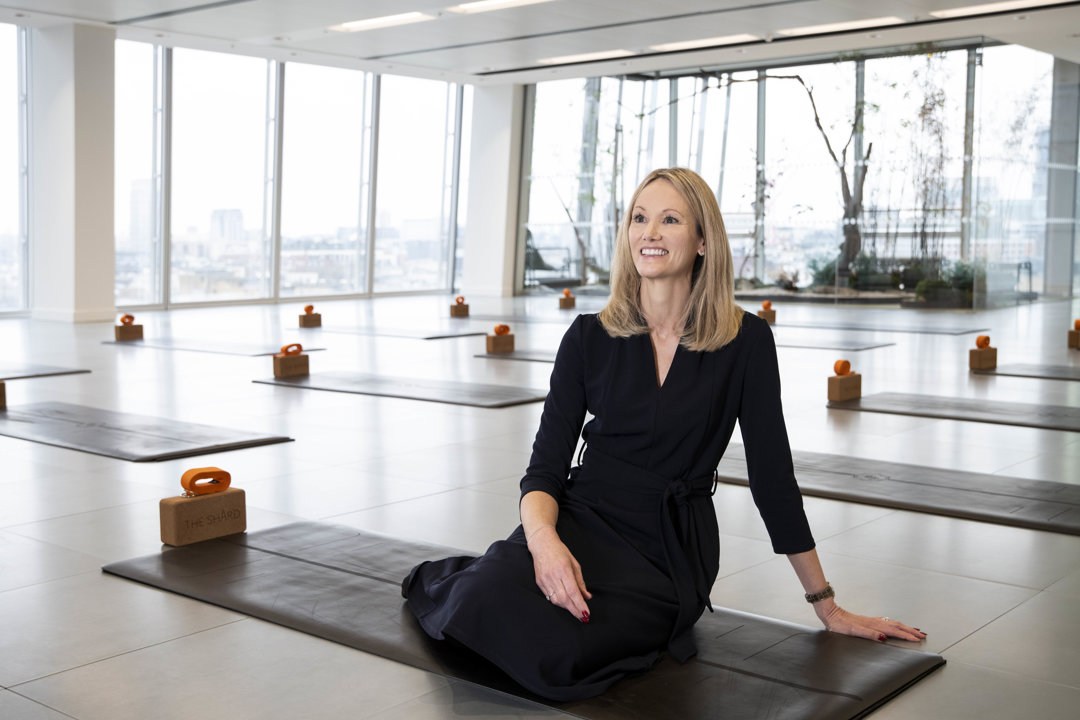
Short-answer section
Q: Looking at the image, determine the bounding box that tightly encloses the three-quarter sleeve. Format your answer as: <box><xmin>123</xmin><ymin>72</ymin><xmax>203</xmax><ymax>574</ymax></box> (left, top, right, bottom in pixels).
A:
<box><xmin>519</xmin><ymin>314</ymin><xmax>589</xmax><ymax>503</ymax></box>
<box><xmin>737</xmin><ymin>317</ymin><xmax>816</xmax><ymax>555</ymax></box>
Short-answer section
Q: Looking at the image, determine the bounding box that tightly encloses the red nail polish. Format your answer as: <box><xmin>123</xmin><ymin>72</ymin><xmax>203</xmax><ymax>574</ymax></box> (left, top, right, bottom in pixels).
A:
<box><xmin>583</xmin><ymin>611</ymin><xmax>590</xmax><ymax>620</ymax></box>
<box><xmin>878</xmin><ymin>633</ymin><xmax>887</xmax><ymax>642</ymax></box>
<box><xmin>581</xmin><ymin>612</ymin><xmax>589</xmax><ymax>624</ymax></box>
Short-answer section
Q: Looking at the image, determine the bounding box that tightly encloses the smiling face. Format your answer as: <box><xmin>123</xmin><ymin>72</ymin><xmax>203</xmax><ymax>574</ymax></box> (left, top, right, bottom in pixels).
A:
<box><xmin>628</xmin><ymin>178</ymin><xmax>705</xmax><ymax>284</ymax></box>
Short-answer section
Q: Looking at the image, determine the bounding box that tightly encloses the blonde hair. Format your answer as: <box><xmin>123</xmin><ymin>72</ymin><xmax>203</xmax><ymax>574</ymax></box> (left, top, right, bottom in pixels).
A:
<box><xmin>598</xmin><ymin>167</ymin><xmax>743</xmax><ymax>352</ymax></box>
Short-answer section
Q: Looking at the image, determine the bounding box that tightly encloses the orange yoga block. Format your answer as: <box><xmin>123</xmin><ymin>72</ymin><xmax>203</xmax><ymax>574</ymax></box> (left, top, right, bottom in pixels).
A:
<box><xmin>969</xmin><ymin>336</ymin><xmax>996</xmax><ymax>370</ymax></box>
<box><xmin>114</xmin><ymin>317</ymin><xmax>143</xmax><ymax>341</ymax></box>
<box><xmin>828</xmin><ymin>359</ymin><xmax>860</xmax><ymax>402</ymax></box>
<box><xmin>559</xmin><ymin>288</ymin><xmax>576</xmax><ymax>309</ymax></box>
<box><xmin>299</xmin><ymin>305</ymin><xmax>322</xmax><ymax>327</ymax></box>
<box><xmin>273</xmin><ymin>343</ymin><xmax>309</xmax><ymax>377</ymax></box>
<box><xmin>160</xmin><ymin>468</ymin><xmax>246</xmax><ymax>547</ymax></box>
<box><xmin>450</xmin><ymin>296</ymin><xmax>470</xmax><ymax>317</ymax></box>
<box><xmin>757</xmin><ymin>300</ymin><xmax>775</xmax><ymax>324</ymax></box>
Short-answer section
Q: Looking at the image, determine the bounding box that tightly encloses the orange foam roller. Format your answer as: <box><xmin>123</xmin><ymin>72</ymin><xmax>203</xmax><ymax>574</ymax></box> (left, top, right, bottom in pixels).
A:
<box><xmin>180</xmin><ymin>467</ymin><xmax>231</xmax><ymax>496</ymax></box>
<box><xmin>762</xmin><ymin>300</ymin><xmax>772</xmax><ymax>311</ymax></box>
<box><xmin>834</xmin><ymin>359</ymin><xmax>852</xmax><ymax>376</ymax></box>
<box><xmin>304</xmin><ymin>304</ymin><xmax>314</xmax><ymax>314</ymax></box>
<box><xmin>280</xmin><ymin>343</ymin><xmax>303</xmax><ymax>356</ymax></box>
<box><xmin>975</xmin><ymin>335</ymin><xmax>990</xmax><ymax>349</ymax></box>
<box><xmin>455</xmin><ymin>296</ymin><xmax>465</xmax><ymax>305</ymax></box>
<box><xmin>120</xmin><ymin>314</ymin><xmax>135</xmax><ymax>325</ymax></box>
<box><xmin>494</xmin><ymin>324</ymin><xmax>511</xmax><ymax>336</ymax></box>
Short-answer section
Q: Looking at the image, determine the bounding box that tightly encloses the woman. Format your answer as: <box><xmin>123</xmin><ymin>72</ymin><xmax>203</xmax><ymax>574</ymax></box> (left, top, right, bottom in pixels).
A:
<box><xmin>402</xmin><ymin>168</ymin><xmax>925</xmax><ymax>701</ymax></box>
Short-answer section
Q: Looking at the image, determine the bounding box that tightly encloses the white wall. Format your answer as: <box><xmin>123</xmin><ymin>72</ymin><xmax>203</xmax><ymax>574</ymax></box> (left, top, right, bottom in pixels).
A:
<box><xmin>461</xmin><ymin>83</ymin><xmax>523</xmax><ymax>298</ymax></box>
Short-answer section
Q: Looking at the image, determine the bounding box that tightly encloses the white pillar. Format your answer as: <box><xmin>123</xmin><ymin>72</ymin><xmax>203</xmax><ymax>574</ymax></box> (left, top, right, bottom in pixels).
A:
<box><xmin>462</xmin><ymin>83</ymin><xmax>524</xmax><ymax>297</ymax></box>
<box><xmin>29</xmin><ymin>23</ymin><xmax>115</xmax><ymax>322</ymax></box>
<box><xmin>1045</xmin><ymin>59</ymin><xmax>1079</xmax><ymax>298</ymax></box>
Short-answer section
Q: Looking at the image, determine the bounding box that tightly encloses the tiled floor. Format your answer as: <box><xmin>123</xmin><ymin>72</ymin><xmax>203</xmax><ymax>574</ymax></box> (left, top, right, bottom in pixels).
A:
<box><xmin>2</xmin><ymin>293</ymin><xmax>1079</xmax><ymax>719</ymax></box>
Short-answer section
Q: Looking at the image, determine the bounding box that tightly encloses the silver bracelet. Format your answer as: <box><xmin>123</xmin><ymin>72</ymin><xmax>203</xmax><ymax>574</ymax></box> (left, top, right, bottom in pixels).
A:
<box><xmin>804</xmin><ymin>583</ymin><xmax>835</xmax><ymax>604</ymax></box>
<box><xmin>525</xmin><ymin>524</ymin><xmax>556</xmax><ymax>544</ymax></box>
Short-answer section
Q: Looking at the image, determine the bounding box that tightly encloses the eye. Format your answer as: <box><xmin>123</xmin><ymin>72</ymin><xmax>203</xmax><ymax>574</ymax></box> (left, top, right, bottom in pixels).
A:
<box><xmin>663</xmin><ymin>216</ymin><xmax>679</xmax><ymax>224</ymax></box>
<box><xmin>632</xmin><ymin>214</ymin><xmax>646</xmax><ymax>223</ymax></box>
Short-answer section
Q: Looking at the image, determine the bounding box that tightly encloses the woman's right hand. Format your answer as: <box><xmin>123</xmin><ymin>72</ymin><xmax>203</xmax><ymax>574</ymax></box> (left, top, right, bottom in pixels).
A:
<box><xmin>527</xmin><ymin>525</ymin><xmax>592</xmax><ymax>623</ymax></box>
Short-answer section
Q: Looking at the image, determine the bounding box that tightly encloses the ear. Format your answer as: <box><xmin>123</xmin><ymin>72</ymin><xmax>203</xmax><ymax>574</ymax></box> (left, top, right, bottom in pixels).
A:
<box><xmin>697</xmin><ymin>236</ymin><xmax>706</xmax><ymax>256</ymax></box>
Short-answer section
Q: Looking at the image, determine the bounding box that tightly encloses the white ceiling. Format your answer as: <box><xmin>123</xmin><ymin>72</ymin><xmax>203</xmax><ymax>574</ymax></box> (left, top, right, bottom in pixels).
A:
<box><xmin>1</xmin><ymin>0</ymin><xmax>1077</xmax><ymax>83</ymax></box>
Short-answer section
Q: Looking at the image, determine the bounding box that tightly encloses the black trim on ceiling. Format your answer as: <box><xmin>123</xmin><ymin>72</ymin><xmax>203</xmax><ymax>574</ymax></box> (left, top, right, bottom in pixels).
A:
<box><xmin>362</xmin><ymin>0</ymin><xmax>812</xmax><ymax>61</ymax></box>
<box><xmin>473</xmin><ymin>2</ymin><xmax>1080</xmax><ymax>77</ymax></box>
<box><xmin>112</xmin><ymin>0</ymin><xmax>258</xmax><ymax>25</ymax></box>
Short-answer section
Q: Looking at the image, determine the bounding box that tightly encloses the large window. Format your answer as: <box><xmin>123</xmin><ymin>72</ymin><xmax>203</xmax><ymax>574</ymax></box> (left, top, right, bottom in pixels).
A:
<box><xmin>170</xmin><ymin>48</ymin><xmax>273</xmax><ymax>303</ymax></box>
<box><xmin>522</xmin><ymin>43</ymin><xmax>1079</xmax><ymax>306</ymax></box>
<box><xmin>972</xmin><ymin>45</ymin><xmax>1055</xmax><ymax>300</ymax></box>
<box><xmin>0</xmin><ymin>23</ymin><xmax>25</xmax><ymax>312</ymax></box>
<box><xmin>373</xmin><ymin>75</ymin><xmax>458</xmax><ymax>292</ymax></box>
<box><xmin>279</xmin><ymin>62</ymin><xmax>373</xmax><ymax>297</ymax></box>
<box><xmin>114</xmin><ymin>40</ymin><xmax>162</xmax><ymax>306</ymax></box>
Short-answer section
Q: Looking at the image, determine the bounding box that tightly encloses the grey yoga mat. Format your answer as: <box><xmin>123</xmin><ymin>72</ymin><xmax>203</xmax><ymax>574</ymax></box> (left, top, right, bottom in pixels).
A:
<box><xmin>776</xmin><ymin>321</ymin><xmax>988</xmax><ymax>336</ymax></box>
<box><xmin>0</xmin><ymin>401</ymin><xmax>292</xmax><ymax>461</ymax></box>
<box><xmin>0</xmin><ymin>364</ymin><xmax>91</xmax><ymax>380</ymax></box>
<box><xmin>972</xmin><ymin>363</ymin><xmax>1080</xmax><ymax>382</ymax></box>
<box><xmin>827</xmin><ymin>392</ymin><xmax>1080</xmax><ymax>433</ymax></box>
<box><xmin>102</xmin><ymin>338</ymin><xmax>326</xmax><ymax>356</ymax></box>
<box><xmin>321</xmin><ymin>325</ymin><xmax>486</xmax><ymax>340</ymax></box>
<box><xmin>474</xmin><ymin>350</ymin><xmax>558</xmax><ymax>363</ymax></box>
<box><xmin>254</xmin><ymin>372</ymin><xmax>548</xmax><ymax>408</ymax></box>
<box><xmin>717</xmin><ymin>445</ymin><xmax>1080</xmax><ymax>535</ymax></box>
<box><xmin>103</xmin><ymin>522</ymin><xmax>944</xmax><ymax>720</ymax></box>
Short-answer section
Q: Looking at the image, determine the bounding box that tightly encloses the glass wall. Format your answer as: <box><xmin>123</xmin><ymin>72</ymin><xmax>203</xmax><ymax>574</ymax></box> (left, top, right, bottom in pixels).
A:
<box><xmin>522</xmin><ymin>43</ymin><xmax>1079</xmax><ymax>306</ymax></box>
<box><xmin>972</xmin><ymin>45</ymin><xmax>1056</xmax><ymax>304</ymax></box>
<box><xmin>170</xmin><ymin>48</ymin><xmax>273</xmax><ymax>303</ymax></box>
<box><xmin>279</xmin><ymin>62</ymin><xmax>373</xmax><ymax>297</ymax></box>
<box><xmin>373</xmin><ymin>75</ymin><xmax>458</xmax><ymax>292</ymax></box>
<box><xmin>114</xmin><ymin>40</ymin><xmax>162</xmax><ymax>306</ymax></box>
<box><xmin>0</xmin><ymin>23</ymin><xmax>25</xmax><ymax>311</ymax></box>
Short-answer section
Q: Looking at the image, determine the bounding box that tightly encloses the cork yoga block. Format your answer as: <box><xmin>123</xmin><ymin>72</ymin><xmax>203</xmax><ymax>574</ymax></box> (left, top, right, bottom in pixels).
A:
<box><xmin>0</xmin><ymin>380</ymin><xmax>5</xmax><ymax>409</ymax></box>
<box><xmin>559</xmin><ymin>296</ymin><xmax>576</xmax><ymax>309</ymax></box>
<box><xmin>969</xmin><ymin>347</ymin><xmax>997</xmax><ymax>370</ymax></box>
<box><xmin>450</xmin><ymin>303</ymin><xmax>470</xmax><ymax>317</ymax></box>
<box><xmin>486</xmin><ymin>334</ymin><xmax>515</xmax><ymax>354</ymax></box>
<box><xmin>757</xmin><ymin>309</ymin><xmax>776</xmax><ymax>324</ymax></box>
<box><xmin>299</xmin><ymin>313</ymin><xmax>322</xmax><ymax>327</ymax></box>
<box><xmin>114</xmin><ymin>324</ymin><xmax>144</xmax><ymax>341</ymax></box>
<box><xmin>828</xmin><ymin>373</ymin><xmax>861</xmax><ymax>402</ymax></box>
<box><xmin>160</xmin><ymin>488</ymin><xmax>247</xmax><ymax>547</ymax></box>
<box><xmin>1069</xmin><ymin>329</ymin><xmax>1079</xmax><ymax>349</ymax></box>
<box><xmin>273</xmin><ymin>353</ymin><xmax>310</xmax><ymax>378</ymax></box>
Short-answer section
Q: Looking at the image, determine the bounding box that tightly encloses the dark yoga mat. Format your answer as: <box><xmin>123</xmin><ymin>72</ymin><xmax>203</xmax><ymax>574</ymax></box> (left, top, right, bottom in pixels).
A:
<box><xmin>828</xmin><ymin>392</ymin><xmax>1080</xmax><ymax>433</ymax></box>
<box><xmin>469</xmin><ymin>313</ymin><xmax>577</xmax><ymax>326</ymax></box>
<box><xmin>474</xmin><ymin>350</ymin><xmax>558</xmax><ymax>364</ymax></box>
<box><xmin>254</xmin><ymin>372</ymin><xmax>547</xmax><ymax>408</ymax></box>
<box><xmin>777</xmin><ymin>321</ymin><xmax>987</xmax><ymax>336</ymax></box>
<box><xmin>321</xmin><ymin>325</ymin><xmax>486</xmax><ymax>340</ymax></box>
<box><xmin>103</xmin><ymin>522</ymin><xmax>944</xmax><ymax>720</ymax></box>
<box><xmin>102</xmin><ymin>338</ymin><xmax>326</xmax><ymax>356</ymax></box>
<box><xmin>0</xmin><ymin>364</ymin><xmax>91</xmax><ymax>380</ymax></box>
<box><xmin>717</xmin><ymin>445</ymin><xmax>1080</xmax><ymax>535</ymax></box>
<box><xmin>972</xmin><ymin>363</ymin><xmax>1080</xmax><ymax>382</ymax></box>
<box><xmin>0</xmin><ymin>401</ymin><xmax>292</xmax><ymax>461</ymax></box>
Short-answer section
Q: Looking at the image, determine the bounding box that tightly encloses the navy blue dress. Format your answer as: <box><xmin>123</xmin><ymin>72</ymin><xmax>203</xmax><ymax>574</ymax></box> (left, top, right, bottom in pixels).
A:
<box><xmin>403</xmin><ymin>312</ymin><xmax>815</xmax><ymax>701</ymax></box>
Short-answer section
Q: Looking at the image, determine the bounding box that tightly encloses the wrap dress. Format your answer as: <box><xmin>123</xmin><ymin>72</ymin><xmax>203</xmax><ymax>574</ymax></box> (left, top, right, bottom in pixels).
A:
<box><xmin>402</xmin><ymin>311</ymin><xmax>816</xmax><ymax>701</ymax></box>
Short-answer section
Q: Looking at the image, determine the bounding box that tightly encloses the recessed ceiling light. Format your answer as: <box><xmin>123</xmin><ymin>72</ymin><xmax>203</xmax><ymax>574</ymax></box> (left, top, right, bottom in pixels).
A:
<box><xmin>649</xmin><ymin>33</ymin><xmax>759</xmax><ymax>52</ymax></box>
<box><xmin>777</xmin><ymin>16</ymin><xmax>905</xmax><ymax>36</ymax></box>
<box><xmin>537</xmin><ymin>49</ymin><xmax>635</xmax><ymax>65</ymax></box>
<box><xmin>330</xmin><ymin>12</ymin><xmax>435</xmax><ymax>32</ymax></box>
<box><xmin>929</xmin><ymin>0</ymin><xmax>1072</xmax><ymax>19</ymax></box>
<box><xmin>447</xmin><ymin>0</ymin><xmax>555</xmax><ymax>13</ymax></box>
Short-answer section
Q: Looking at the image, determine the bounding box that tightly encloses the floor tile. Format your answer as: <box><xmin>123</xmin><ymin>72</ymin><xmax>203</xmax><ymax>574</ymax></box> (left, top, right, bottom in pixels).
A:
<box><xmin>0</xmin><ymin>571</ymin><xmax>241</xmax><ymax>686</ymax></box>
<box><xmin>0</xmin><ymin>530</ymin><xmax>102</xmax><ymax>593</ymax></box>
<box><xmin>14</xmin><ymin>619</ymin><xmax>446</xmax><ymax>720</ymax></box>
<box><xmin>946</xmin><ymin>591</ymin><xmax>1080</xmax><ymax>687</ymax></box>
<box><xmin>869</xmin><ymin>660</ymin><xmax>1080</xmax><ymax>720</ymax></box>
<box><xmin>816</xmin><ymin>510</ymin><xmax>1080</xmax><ymax>589</ymax></box>
<box><xmin>0</xmin><ymin>690</ymin><xmax>72</xmax><ymax>720</ymax></box>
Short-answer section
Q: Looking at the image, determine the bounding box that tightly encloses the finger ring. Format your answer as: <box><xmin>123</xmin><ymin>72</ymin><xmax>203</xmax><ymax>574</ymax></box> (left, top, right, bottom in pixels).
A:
<box><xmin>882</xmin><ymin>616</ymin><xmax>891</xmax><ymax>622</ymax></box>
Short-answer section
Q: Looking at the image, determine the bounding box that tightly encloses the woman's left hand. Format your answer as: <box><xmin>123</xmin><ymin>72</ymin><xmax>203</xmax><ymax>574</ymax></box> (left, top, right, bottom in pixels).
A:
<box><xmin>814</xmin><ymin>601</ymin><xmax>927</xmax><ymax>643</ymax></box>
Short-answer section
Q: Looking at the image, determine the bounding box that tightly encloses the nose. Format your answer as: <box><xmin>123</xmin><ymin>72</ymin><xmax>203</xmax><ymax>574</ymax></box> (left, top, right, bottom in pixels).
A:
<box><xmin>643</xmin><ymin>216</ymin><xmax>661</xmax><ymax>240</ymax></box>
